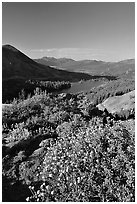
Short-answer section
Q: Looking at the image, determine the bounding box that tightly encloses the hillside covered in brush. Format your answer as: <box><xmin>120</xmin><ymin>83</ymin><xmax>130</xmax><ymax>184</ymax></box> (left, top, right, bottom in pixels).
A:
<box><xmin>2</xmin><ymin>76</ymin><xmax>135</xmax><ymax>201</ymax></box>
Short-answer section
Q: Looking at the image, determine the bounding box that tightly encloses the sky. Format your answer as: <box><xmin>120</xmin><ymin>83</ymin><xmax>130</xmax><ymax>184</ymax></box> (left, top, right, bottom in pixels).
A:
<box><xmin>2</xmin><ymin>2</ymin><xmax>135</xmax><ymax>62</ymax></box>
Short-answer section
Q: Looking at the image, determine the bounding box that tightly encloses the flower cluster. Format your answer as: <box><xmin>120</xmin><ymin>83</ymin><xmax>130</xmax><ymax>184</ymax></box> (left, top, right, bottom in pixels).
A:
<box><xmin>27</xmin><ymin>119</ymin><xmax>135</xmax><ymax>202</ymax></box>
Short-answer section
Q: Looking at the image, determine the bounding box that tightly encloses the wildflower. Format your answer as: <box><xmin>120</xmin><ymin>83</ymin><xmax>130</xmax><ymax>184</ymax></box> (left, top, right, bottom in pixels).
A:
<box><xmin>66</xmin><ymin>166</ymin><xmax>69</xmax><ymax>172</ymax></box>
<box><xmin>26</xmin><ymin>197</ymin><xmax>30</xmax><ymax>201</ymax></box>
<box><xmin>46</xmin><ymin>185</ymin><xmax>50</xmax><ymax>191</ymax></box>
<box><xmin>40</xmin><ymin>192</ymin><xmax>44</xmax><ymax>197</ymax></box>
<box><xmin>77</xmin><ymin>177</ymin><xmax>80</xmax><ymax>183</ymax></box>
<box><xmin>41</xmin><ymin>182</ymin><xmax>46</xmax><ymax>187</ymax></box>
<box><xmin>51</xmin><ymin>190</ymin><xmax>54</xmax><ymax>195</ymax></box>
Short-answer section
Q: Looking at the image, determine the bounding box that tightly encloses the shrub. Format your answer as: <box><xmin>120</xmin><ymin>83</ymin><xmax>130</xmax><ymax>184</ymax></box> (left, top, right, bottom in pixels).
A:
<box><xmin>27</xmin><ymin>119</ymin><xmax>135</xmax><ymax>202</ymax></box>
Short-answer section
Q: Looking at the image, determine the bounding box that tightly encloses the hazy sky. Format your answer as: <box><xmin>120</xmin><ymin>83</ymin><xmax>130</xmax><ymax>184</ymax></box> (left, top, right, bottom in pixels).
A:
<box><xmin>2</xmin><ymin>2</ymin><xmax>135</xmax><ymax>61</ymax></box>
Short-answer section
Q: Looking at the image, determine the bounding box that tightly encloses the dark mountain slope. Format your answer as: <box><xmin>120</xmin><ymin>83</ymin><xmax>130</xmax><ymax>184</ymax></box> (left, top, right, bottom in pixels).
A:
<box><xmin>3</xmin><ymin>45</ymin><xmax>92</xmax><ymax>81</ymax></box>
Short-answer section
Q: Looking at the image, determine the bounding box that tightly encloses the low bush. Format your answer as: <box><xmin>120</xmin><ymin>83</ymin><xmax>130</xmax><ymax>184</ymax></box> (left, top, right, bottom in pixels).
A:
<box><xmin>2</xmin><ymin>82</ymin><xmax>135</xmax><ymax>202</ymax></box>
<box><xmin>26</xmin><ymin>120</ymin><xmax>135</xmax><ymax>202</ymax></box>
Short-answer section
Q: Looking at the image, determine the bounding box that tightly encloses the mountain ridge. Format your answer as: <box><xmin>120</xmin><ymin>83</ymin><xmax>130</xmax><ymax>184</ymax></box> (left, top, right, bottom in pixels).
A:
<box><xmin>34</xmin><ymin>56</ymin><xmax>135</xmax><ymax>77</ymax></box>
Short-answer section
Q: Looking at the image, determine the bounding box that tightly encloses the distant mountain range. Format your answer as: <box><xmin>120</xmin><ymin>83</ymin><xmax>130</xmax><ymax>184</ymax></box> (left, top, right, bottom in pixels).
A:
<box><xmin>35</xmin><ymin>56</ymin><xmax>75</xmax><ymax>67</ymax></box>
<box><xmin>35</xmin><ymin>57</ymin><xmax>135</xmax><ymax>77</ymax></box>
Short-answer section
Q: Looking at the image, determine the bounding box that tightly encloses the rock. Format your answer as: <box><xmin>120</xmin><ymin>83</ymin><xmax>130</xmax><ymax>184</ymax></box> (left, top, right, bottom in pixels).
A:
<box><xmin>39</xmin><ymin>139</ymin><xmax>50</xmax><ymax>147</ymax></box>
<box><xmin>97</xmin><ymin>90</ymin><xmax>135</xmax><ymax>115</ymax></box>
<box><xmin>29</xmin><ymin>147</ymin><xmax>45</xmax><ymax>158</ymax></box>
<box><xmin>97</xmin><ymin>103</ymin><xmax>105</xmax><ymax>111</ymax></box>
<box><xmin>58</xmin><ymin>93</ymin><xmax>67</xmax><ymax>99</ymax></box>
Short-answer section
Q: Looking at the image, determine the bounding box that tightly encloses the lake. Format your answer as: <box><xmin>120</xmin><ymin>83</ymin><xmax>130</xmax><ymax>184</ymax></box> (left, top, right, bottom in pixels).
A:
<box><xmin>54</xmin><ymin>79</ymin><xmax>107</xmax><ymax>95</ymax></box>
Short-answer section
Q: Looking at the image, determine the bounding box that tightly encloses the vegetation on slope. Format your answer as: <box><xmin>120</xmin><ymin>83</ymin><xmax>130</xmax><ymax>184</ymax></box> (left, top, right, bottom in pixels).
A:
<box><xmin>2</xmin><ymin>85</ymin><xmax>135</xmax><ymax>202</ymax></box>
<box><xmin>25</xmin><ymin>80</ymin><xmax>71</xmax><ymax>93</ymax></box>
<box><xmin>88</xmin><ymin>78</ymin><xmax>135</xmax><ymax>105</ymax></box>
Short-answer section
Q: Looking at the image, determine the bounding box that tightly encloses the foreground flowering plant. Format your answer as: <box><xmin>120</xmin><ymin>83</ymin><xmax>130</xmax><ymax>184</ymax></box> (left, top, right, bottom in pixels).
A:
<box><xmin>2</xmin><ymin>89</ymin><xmax>135</xmax><ymax>202</ymax></box>
<box><xmin>27</xmin><ymin>119</ymin><xmax>135</xmax><ymax>202</ymax></box>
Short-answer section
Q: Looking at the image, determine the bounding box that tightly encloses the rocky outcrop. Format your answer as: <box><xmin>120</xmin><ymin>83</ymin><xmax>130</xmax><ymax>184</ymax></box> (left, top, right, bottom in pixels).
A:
<box><xmin>97</xmin><ymin>90</ymin><xmax>135</xmax><ymax>115</ymax></box>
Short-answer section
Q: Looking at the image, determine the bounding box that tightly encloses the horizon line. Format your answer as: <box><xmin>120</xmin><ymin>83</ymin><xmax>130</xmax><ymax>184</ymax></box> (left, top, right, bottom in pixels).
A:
<box><xmin>2</xmin><ymin>43</ymin><xmax>135</xmax><ymax>63</ymax></box>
